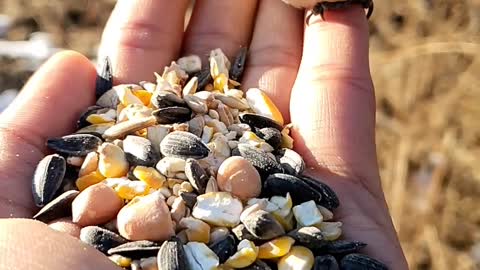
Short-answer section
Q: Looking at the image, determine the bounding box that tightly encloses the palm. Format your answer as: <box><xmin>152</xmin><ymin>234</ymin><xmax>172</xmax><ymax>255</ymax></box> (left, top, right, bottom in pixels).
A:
<box><xmin>0</xmin><ymin>1</ymin><xmax>407</xmax><ymax>269</ymax></box>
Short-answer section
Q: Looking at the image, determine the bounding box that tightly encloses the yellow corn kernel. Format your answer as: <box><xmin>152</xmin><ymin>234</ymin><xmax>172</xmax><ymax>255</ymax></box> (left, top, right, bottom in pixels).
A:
<box><xmin>214</xmin><ymin>73</ymin><xmax>228</xmax><ymax>92</ymax></box>
<box><xmin>75</xmin><ymin>170</ymin><xmax>106</xmax><ymax>191</ymax></box>
<box><xmin>98</xmin><ymin>143</ymin><xmax>129</xmax><ymax>178</ymax></box>
<box><xmin>179</xmin><ymin>217</ymin><xmax>211</xmax><ymax>244</ymax></box>
<box><xmin>79</xmin><ymin>152</ymin><xmax>99</xmax><ymax>177</ymax></box>
<box><xmin>277</xmin><ymin>246</ymin><xmax>314</xmax><ymax>270</ymax></box>
<box><xmin>272</xmin><ymin>210</ymin><xmax>295</xmax><ymax>232</ymax></box>
<box><xmin>258</xmin><ymin>236</ymin><xmax>295</xmax><ymax>259</ymax></box>
<box><xmin>109</xmin><ymin>254</ymin><xmax>132</xmax><ymax>268</ymax></box>
<box><xmin>132</xmin><ymin>89</ymin><xmax>152</xmax><ymax>106</ymax></box>
<box><xmin>246</xmin><ymin>88</ymin><xmax>284</xmax><ymax>125</ymax></box>
<box><xmin>115</xmin><ymin>181</ymin><xmax>149</xmax><ymax>200</ymax></box>
<box><xmin>86</xmin><ymin>114</ymin><xmax>115</xmax><ymax>125</ymax></box>
<box><xmin>133</xmin><ymin>166</ymin><xmax>166</xmax><ymax>189</ymax></box>
<box><xmin>117</xmin><ymin>86</ymin><xmax>144</xmax><ymax>106</ymax></box>
<box><xmin>316</xmin><ymin>222</ymin><xmax>342</xmax><ymax>241</ymax></box>
<box><xmin>281</xmin><ymin>128</ymin><xmax>294</xmax><ymax>149</ymax></box>
<box><xmin>225</xmin><ymin>240</ymin><xmax>258</xmax><ymax>268</ymax></box>
<box><xmin>239</xmin><ymin>131</ymin><xmax>264</xmax><ymax>145</ymax></box>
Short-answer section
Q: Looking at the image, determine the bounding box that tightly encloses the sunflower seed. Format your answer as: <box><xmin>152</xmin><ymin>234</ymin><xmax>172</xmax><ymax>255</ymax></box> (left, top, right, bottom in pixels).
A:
<box><xmin>195</xmin><ymin>67</ymin><xmax>212</xmax><ymax>91</ymax></box>
<box><xmin>209</xmin><ymin>234</ymin><xmax>236</xmax><ymax>264</ymax></box>
<box><xmin>107</xmin><ymin>240</ymin><xmax>161</xmax><ymax>258</ymax></box>
<box><xmin>262</xmin><ymin>173</ymin><xmax>323</xmax><ymax>205</ymax></box>
<box><xmin>313</xmin><ymin>255</ymin><xmax>339</xmax><ymax>270</ymax></box>
<box><xmin>231</xmin><ymin>224</ymin><xmax>258</xmax><ymax>242</ymax></box>
<box><xmin>242</xmin><ymin>210</ymin><xmax>285</xmax><ymax>240</ymax></box>
<box><xmin>340</xmin><ymin>254</ymin><xmax>388</xmax><ymax>270</ymax></box>
<box><xmin>277</xmin><ymin>148</ymin><xmax>305</xmax><ymax>175</ymax></box>
<box><xmin>240</xmin><ymin>113</ymin><xmax>283</xmax><ymax>131</ymax></box>
<box><xmin>95</xmin><ymin>56</ymin><xmax>113</xmax><ymax>99</ymax></box>
<box><xmin>123</xmin><ymin>135</ymin><xmax>159</xmax><ymax>167</ymax></box>
<box><xmin>184</xmin><ymin>242</ymin><xmax>220</xmax><ymax>270</ymax></box>
<box><xmin>300</xmin><ymin>175</ymin><xmax>340</xmax><ymax>210</ymax></box>
<box><xmin>32</xmin><ymin>154</ymin><xmax>66</xmax><ymax>207</ymax></box>
<box><xmin>160</xmin><ymin>131</ymin><xmax>210</xmax><ymax>159</ymax></box>
<box><xmin>229</xmin><ymin>47</ymin><xmax>248</xmax><ymax>82</ymax></box>
<box><xmin>321</xmin><ymin>240</ymin><xmax>367</xmax><ymax>256</ymax></box>
<box><xmin>80</xmin><ymin>226</ymin><xmax>127</xmax><ymax>254</ymax></box>
<box><xmin>153</xmin><ymin>107</ymin><xmax>192</xmax><ymax>124</ymax></box>
<box><xmin>185</xmin><ymin>158</ymin><xmax>209</xmax><ymax>194</ymax></box>
<box><xmin>32</xmin><ymin>190</ymin><xmax>78</xmax><ymax>223</ymax></box>
<box><xmin>234</xmin><ymin>144</ymin><xmax>283</xmax><ymax>180</ymax></box>
<box><xmin>157</xmin><ymin>238</ymin><xmax>190</xmax><ymax>270</ymax></box>
<box><xmin>255</xmin><ymin>127</ymin><xmax>281</xmax><ymax>150</ymax></box>
<box><xmin>96</xmin><ymin>88</ymin><xmax>120</xmax><ymax>109</ymax></box>
<box><xmin>47</xmin><ymin>134</ymin><xmax>102</xmax><ymax>156</ymax></box>
<box><xmin>151</xmin><ymin>90</ymin><xmax>186</xmax><ymax>109</ymax></box>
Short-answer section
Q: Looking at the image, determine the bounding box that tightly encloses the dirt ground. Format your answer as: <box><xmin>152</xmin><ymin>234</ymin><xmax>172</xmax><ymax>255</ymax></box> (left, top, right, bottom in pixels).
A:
<box><xmin>0</xmin><ymin>0</ymin><xmax>479</xmax><ymax>269</ymax></box>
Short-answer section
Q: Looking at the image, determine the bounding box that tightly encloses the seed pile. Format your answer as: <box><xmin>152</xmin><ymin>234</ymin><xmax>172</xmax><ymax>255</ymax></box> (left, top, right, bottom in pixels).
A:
<box><xmin>31</xmin><ymin>48</ymin><xmax>388</xmax><ymax>270</ymax></box>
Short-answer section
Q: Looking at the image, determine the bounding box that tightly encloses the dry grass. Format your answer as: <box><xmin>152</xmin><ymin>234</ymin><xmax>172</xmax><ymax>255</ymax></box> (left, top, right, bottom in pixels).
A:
<box><xmin>0</xmin><ymin>0</ymin><xmax>479</xmax><ymax>269</ymax></box>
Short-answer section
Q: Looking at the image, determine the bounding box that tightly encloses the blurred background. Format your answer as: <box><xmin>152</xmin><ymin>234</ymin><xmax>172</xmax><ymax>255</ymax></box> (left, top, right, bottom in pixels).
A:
<box><xmin>0</xmin><ymin>0</ymin><xmax>479</xmax><ymax>269</ymax></box>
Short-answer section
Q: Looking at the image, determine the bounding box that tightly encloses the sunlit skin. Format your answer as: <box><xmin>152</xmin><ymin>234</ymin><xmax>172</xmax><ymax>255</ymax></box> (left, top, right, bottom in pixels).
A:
<box><xmin>0</xmin><ymin>1</ymin><xmax>407</xmax><ymax>269</ymax></box>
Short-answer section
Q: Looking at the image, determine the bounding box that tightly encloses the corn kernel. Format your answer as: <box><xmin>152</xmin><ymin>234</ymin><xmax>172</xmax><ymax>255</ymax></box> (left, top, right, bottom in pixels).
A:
<box><xmin>277</xmin><ymin>246</ymin><xmax>314</xmax><ymax>270</ymax></box>
<box><xmin>115</xmin><ymin>181</ymin><xmax>149</xmax><ymax>200</ymax></box>
<box><xmin>292</xmin><ymin>200</ymin><xmax>323</xmax><ymax>227</ymax></box>
<box><xmin>75</xmin><ymin>170</ymin><xmax>106</xmax><ymax>191</ymax></box>
<box><xmin>98</xmin><ymin>143</ymin><xmax>129</xmax><ymax>178</ymax></box>
<box><xmin>239</xmin><ymin>131</ymin><xmax>265</xmax><ymax>146</ymax></box>
<box><xmin>246</xmin><ymin>88</ymin><xmax>284</xmax><ymax>125</ymax></box>
<box><xmin>224</xmin><ymin>240</ymin><xmax>258</xmax><ymax>268</ymax></box>
<box><xmin>86</xmin><ymin>114</ymin><xmax>115</xmax><ymax>125</ymax></box>
<box><xmin>317</xmin><ymin>205</ymin><xmax>334</xmax><ymax>221</ymax></box>
<box><xmin>258</xmin><ymin>236</ymin><xmax>295</xmax><ymax>259</ymax></box>
<box><xmin>214</xmin><ymin>73</ymin><xmax>228</xmax><ymax>92</ymax></box>
<box><xmin>179</xmin><ymin>217</ymin><xmax>211</xmax><ymax>244</ymax></box>
<box><xmin>316</xmin><ymin>222</ymin><xmax>342</xmax><ymax>241</ymax></box>
<box><xmin>132</xmin><ymin>89</ymin><xmax>152</xmax><ymax>106</ymax></box>
<box><xmin>281</xmin><ymin>128</ymin><xmax>294</xmax><ymax>149</ymax></box>
<box><xmin>272</xmin><ymin>210</ymin><xmax>295</xmax><ymax>232</ymax></box>
<box><xmin>133</xmin><ymin>166</ymin><xmax>166</xmax><ymax>189</ymax></box>
<box><xmin>79</xmin><ymin>152</ymin><xmax>99</xmax><ymax>177</ymax></box>
<box><xmin>109</xmin><ymin>254</ymin><xmax>132</xmax><ymax>268</ymax></box>
<box><xmin>116</xmin><ymin>86</ymin><xmax>144</xmax><ymax>106</ymax></box>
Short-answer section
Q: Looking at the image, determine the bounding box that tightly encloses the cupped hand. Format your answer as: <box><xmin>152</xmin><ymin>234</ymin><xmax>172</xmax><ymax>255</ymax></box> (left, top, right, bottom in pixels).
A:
<box><xmin>0</xmin><ymin>1</ymin><xmax>408</xmax><ymax>269</ymax></box>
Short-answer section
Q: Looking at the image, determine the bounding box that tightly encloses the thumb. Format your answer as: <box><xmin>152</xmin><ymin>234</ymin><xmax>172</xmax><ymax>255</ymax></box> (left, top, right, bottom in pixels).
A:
<box><xmin>0</xmin><ymin>51</ymin><xmax>96</xmax><ymax>217</ymax></box>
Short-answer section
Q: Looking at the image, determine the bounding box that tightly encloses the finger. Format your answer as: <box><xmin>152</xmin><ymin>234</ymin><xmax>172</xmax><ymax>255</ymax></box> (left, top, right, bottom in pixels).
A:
<box><xmin>0</xmin><ymin>219</ymin><xmax>120</xmax><ymax>270</ymax></box>
<box><xmin>0</xmin><ymin>51</ymin><xmax>96</xmax><ymax>218</ymax></box>
<box><xmin>242</xmin><ymin>0</ymin><xmax>303</xmax><ymax>120</ymax></box>
<box><xmin>99</xmin><ymin>0</ymin><xmax>190</xmax><ymax>83</ymax></box>
<box><xmin>291</xmin><ymin>7</ymin><xmax>377</xmax><ymax>184</ymax></box>
<box><xmin>182</xmin><ymin>0</ymin><xmax>258</xmax><ymax>59</ymax></box>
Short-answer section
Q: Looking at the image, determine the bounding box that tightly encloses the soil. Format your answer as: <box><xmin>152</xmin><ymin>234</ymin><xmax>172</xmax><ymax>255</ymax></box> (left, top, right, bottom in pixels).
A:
<box><xmin>1</xmin><ymin>1</ymin><xmax>479</xmax><ymax>269</ymax></box>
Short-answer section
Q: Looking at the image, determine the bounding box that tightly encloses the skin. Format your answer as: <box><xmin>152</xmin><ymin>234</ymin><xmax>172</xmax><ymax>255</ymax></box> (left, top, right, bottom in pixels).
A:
<box><xmin>0</xmin><ymin>1</ymin><xmax>408</xmax><ymax>269</ymax></box>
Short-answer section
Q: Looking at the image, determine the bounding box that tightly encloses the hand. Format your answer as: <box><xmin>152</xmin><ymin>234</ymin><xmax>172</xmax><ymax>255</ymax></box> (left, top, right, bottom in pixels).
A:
<box><xmin>0</xmin><ymin>1</ymin><xmax>408</xmax><ymax>269</ymax></box>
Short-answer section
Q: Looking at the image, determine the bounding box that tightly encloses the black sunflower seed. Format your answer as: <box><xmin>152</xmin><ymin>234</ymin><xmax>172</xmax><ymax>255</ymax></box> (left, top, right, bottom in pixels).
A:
<box><xmin>209</xmin><ymin>235</ymin><xmax>236</xmax><ymax>263</ymax></box>
<box><xmin>233</xmin><ymin>144</ymin><xmax>283</xmax><ymax>180</ymax></box>
<box><xmin>276</xmin><ymin>148</ymin><xmax>306</xmax><ymax>175</ymax></box>
<box><xmin>180</xmin><ymin>192</ymin><xmax>198</xmax><ymax>209</ymax></box>
<box><xmin>240</xmin><ymin>113</ymin><xmax>283</xmax><ymax>131</ymax></box>
<box><xmin>256</xmin><ymin>127</ymin><xmax>282</xmax><ymax>150</ymax></box>
<box><xmin>33</xmin><ymin>190</ymin><xmax>79</xmax><ymax>223</ymax></box>
<box><xmin>300</xmin><ymin>175</ymin><xmax>340</xmax><ymax>210</ymax></box>
<box><xmin>95</xmin><ymin>56</ymin><xmax>113</xmax><ymax>99</ymax></box>
<box><xmin>152</xmin><ymin>106</ymin><xmax>192</xmax><ymax>124</ymax></box>
<box><xmin>262</xmin><ymin>173</ymin><xmax>322</xmax><ymax>205</ymax></box>
<box><xmin>229</xmin><ymin>47</ymin><xmax>248</xmax><ymax>82</ymax></box>
<box><xmin>238</xmin><ymin>260</ymin><xmax>272</xmax><ymax>270</ymax></box>
<box><xmin>80</xmin><ymin>226</ymin><xmax>127</xmax><ymax>254</ymax></box>
<box><xmin>340</xmin><ymin>253</ymin><xmax>388</xmax><ymax>270</ymax></box>
<box><xmin>314</xmin><ymin>255</ymin><xmax>339</xmax><ymax>270</ymax></box>
<box><xmin>242</xmin><ymin>210</ymin><xmax>285</xmax><ymax>240</ymax></box>
<box><xmin>160</xmin><ymin>131</ymin><xmax>210</xmax><ymax>159</ymax></box>
<box><xmin>195</xmin><ymin>67</ymin><xmax>212</xmax><ymax>90</ymax></box>
<box><xmin>32</xmin><ymin>154</ymin><xmax>66</xmax><ymax>207</ymax></box>
<box><xmin>47</xmin><ymin>134</ymin><xmax>102</xmax><ymax>156</ymax></box>
<box><xmin>185</xmin><ymin>158</ymin><xmax>209</xmax><ymax>194</ymax></box>
<box><xmin>151</xmin><ymin>90</ymin><xmax>186</xmax><ymax>109</ymax></box>
<box><xmin>107</xmin><ymin>240</ymin><xmax>161</xmax><ymax>258</ymax></box>
<box><xmin>322</xmin><ymin>240</ymin><xmax>367</xmax><ymax>256</ymax></box>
